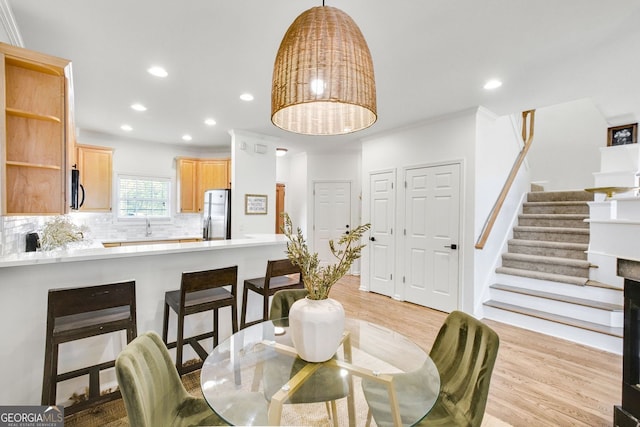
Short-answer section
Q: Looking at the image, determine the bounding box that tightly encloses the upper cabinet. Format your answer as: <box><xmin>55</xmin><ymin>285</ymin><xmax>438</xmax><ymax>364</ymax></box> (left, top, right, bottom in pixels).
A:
<box><xmin>0</xmin><ymin>43</ymin><xmax>73</xmax><ymax>215</ymax></box>
<box><xmin>177</xmin><ymin>157</ymin><xmax>230</xmax><ymax>213</ymax></box>
<box><xmin>76</xmin><ymin>144</ymin><xmax>113</xmax><ymax>212</ymax></box>
<box><xmin>177</xmin><ymin>157</ymin><xmax>198</xmax><ymax>213</ymax></box>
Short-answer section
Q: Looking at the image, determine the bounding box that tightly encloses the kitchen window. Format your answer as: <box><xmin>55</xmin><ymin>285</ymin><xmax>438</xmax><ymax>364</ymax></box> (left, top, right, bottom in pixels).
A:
<box><xmin>117</xmin><ymin>175</ymin><xmax>171</xmax><ymax>219</ymax></box>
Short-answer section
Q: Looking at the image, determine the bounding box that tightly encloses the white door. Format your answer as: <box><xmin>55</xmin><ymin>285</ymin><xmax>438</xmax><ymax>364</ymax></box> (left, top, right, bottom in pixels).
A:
<box><xmin>369</xmin><ymin>171</ymin><xmax>396</xmax><ymax>297</ymax></box>
<box><xmin>404</xmin><ymin>163</ymin><xmax>460</xmax><ymax>312</ymax></box>
<box><xmin>314</xmin><ymin>182</ymin><xmax>351</xmax><ymax>267</ymax></box>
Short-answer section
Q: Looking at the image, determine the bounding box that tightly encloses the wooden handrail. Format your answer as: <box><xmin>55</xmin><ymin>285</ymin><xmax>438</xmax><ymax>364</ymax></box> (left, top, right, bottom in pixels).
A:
<box><xmin>475</xmin><ymin>110</ymin><xmax>535</xmax><ymax>249</ymax></box>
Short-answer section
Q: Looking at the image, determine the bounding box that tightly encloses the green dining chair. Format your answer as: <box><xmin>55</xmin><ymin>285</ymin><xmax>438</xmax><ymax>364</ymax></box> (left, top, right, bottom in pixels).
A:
<box><xmin>263</xmin><ymin>289</ymin><xmax>350</xmax><ymax>425</ymax></box>
<box><xmin>269</xmin><ymin>288</ymin><xmax>309</xmax><ymax>325</ymax></box>
<box><xmin>115</xmin><ymin>331</ymin><xmax>268</xmax><ymax>427</ymax></box>
<box><xmin>362</xmin><ymin>310</ymin><xmax>500</xmax><ymax>427</ymax></box>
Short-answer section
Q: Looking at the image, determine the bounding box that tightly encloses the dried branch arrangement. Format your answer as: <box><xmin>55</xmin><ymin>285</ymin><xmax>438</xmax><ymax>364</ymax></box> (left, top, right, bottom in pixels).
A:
<box><xmin>282</xmin><ymin>213</ymin><xmax>370</xmax><ymax>300</ymax></box>
<box><xmin>40</xmin><ymin>216</ymin><xmax>86</xmax><ymax>251</ymax></box>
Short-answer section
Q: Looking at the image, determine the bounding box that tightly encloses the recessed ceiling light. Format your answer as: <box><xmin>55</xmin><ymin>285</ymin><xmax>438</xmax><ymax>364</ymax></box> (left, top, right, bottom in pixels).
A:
<box><xmin>240</xmin><ymin>93</ymin><xmax>254</xmax><ymax>101</ymax></box>
<box><xmin>147</xmin><ymin>66</ymin><xmax>168</xmax><ymax>78</ymax></box>
<box><xmin>483</xmin><ymin>79</ymin><xmax>502</xmax><ymax>90</ymax></box>
<box><xmin>120</xmin><ymin>124</ymin><xmax>133</xmax><ymax>131</ymax></box>
<box><xmin>131</xmin><ymin>103</ymin><xmax>147</xmax><ymax>111</ymax></box>
<box><xmin>182</xmin><ymin>134</ymin><xmax>192</xmax><ymax>141</ymax></box>
<box><xmin>204</xmin><ymin>118</ymin><xmax>217</xmax><ymax>126</ymax></box>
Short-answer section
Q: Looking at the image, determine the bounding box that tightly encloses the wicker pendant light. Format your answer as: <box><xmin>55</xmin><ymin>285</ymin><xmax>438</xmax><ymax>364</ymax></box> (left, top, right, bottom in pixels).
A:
<box><xmin>271</xmin><ymin>5</ymin><xmax>377</xmax><ymax>136</ymax></box>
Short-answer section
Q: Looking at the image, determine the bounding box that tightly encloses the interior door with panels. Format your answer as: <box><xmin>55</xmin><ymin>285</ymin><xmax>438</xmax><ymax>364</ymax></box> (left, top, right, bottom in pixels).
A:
<box><xmin>403</xmin><ymin>163</ymin><xmax>460</xmax><ymax>312</ymax></box>
<box><xmin>313</xmin><ymin>181</ymin><xmax>351</xmax><ymax>268</ymax></box>
<box><xmin>368</xmin><ymin>170</ymin><xmax>396</xmax><ymax>297</ymax></box>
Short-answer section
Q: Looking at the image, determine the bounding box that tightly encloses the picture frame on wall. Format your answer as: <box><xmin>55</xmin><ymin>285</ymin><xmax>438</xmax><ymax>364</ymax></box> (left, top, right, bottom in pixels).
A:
<box><xmin>607</xmin><ymin>123</ymin><xmax>637</xmax><ymax>146</ymax></box>
<box><xmin>245</xmin><ymin>194</ymin><xmax>268</xmax><ymax>215</ymax></box>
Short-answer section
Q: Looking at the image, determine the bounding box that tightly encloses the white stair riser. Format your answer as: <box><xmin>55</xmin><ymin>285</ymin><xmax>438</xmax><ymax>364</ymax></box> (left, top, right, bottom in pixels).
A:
<box><xmin>490</xmin><ymin>289</ymin><xmax>622</xmax><ymax>327</ymax></box>
<box><xmin>483</xmin><ymin>306</ymin><xmax>622</xmax><ymax>355</ymax></box>
<box><xmin>495</xmin><ymin>273</ymin><xmax>623</xmax><ymax>304</ymax></box>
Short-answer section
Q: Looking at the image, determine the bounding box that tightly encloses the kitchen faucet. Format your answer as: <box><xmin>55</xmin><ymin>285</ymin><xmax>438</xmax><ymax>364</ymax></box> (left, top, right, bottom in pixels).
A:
<box><xmin>145</xmin><ymin>217</ymin><xmax>152</xmax><ymax>237</ymax></box>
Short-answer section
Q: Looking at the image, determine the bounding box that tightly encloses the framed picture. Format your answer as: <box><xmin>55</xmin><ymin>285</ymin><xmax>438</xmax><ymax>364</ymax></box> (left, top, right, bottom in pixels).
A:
<box><xmin>245</xmin><ymin>194</ymin><xmax>268</xmax><ymax>215</ymax></box>
<box><xmin>607</xmin><ymin>123</ymin><xmax>637</xmax><ymax>146</ymax></box>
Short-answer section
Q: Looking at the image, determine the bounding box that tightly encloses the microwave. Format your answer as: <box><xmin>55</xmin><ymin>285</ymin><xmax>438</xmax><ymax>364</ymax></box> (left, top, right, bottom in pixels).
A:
<box><xmin>70</xmin><ymin>165</ymin><xmax>85</xmax><ymax>210</ymax></box>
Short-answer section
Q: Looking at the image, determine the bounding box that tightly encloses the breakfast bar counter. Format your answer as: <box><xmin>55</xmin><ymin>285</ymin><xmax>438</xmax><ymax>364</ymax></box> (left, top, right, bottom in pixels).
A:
<box><xmin>0</xmin><ymin>234</ymin><xmax>288</xmax><ymax>407</ymax></box>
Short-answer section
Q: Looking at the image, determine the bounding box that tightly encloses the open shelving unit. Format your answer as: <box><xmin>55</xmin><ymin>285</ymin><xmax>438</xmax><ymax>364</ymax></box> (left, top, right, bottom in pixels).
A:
<box><xmin>1</xmin><ymin>43</ymin><xmax>72</xmax><ymax>215</ymax></box>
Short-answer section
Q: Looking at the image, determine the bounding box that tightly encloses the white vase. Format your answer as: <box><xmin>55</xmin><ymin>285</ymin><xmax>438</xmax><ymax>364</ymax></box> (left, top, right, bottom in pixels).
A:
<box><xmin>288</xmin><ymin>297</ymin><xmax>345</xmax><ymax>362</ymax></box>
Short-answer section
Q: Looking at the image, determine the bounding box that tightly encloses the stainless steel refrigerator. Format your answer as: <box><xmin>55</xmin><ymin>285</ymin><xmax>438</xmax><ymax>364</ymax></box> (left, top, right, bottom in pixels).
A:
<box><xmin>203</xmin><ymin>189</ymin><xmax>231</xmax><ymax>240</ymax></box>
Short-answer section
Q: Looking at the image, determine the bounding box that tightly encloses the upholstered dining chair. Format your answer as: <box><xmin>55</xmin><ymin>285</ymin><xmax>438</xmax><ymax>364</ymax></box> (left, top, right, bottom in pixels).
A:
<box><xmin>263</xmin><ymin>289</ymin><xmax>350</xmax><ymax>426</ymax></box>
<box><xmin>362</xmin><ymin>310</ymin><xmax>500</xmax><ymax>427</ymax></box>
<box><xmin>116</xmin><ymin>331</ymin><xmax>268</xmax><ymax>427</ymax></box>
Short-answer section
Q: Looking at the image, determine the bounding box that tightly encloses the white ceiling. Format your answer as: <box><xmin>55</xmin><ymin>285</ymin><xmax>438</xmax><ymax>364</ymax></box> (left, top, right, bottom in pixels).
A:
<box><xmin>7</xmin><ymin>0</ymin><xmax>640</xmax><ymax>154</ymax></box>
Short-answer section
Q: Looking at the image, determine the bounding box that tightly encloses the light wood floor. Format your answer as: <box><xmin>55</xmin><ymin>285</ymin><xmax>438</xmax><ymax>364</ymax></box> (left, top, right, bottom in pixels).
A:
<box><xmin>332</xmin><ymin>275</ymin><xmax>622</xmax><ymax>427</ymax></box>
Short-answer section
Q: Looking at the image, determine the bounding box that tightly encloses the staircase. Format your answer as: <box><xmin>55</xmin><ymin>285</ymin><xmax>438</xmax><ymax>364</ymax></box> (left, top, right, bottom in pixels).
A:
<box><xmin>483</xmin><ymin>190</ymin><xmax>624</xmax><ymax>354</ymax></box>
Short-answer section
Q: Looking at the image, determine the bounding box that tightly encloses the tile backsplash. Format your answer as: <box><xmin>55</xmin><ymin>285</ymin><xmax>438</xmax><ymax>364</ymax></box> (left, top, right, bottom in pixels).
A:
<box><xmin>0</xmin><ymin>213</ymin><xmax>203</xmax><ymax>256</ymax></box>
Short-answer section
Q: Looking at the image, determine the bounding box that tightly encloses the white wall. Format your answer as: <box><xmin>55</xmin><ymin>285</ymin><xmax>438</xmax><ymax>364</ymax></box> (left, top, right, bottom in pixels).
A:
<box><xmin>230</xmin><ymin>130</ymin><xmax>279</xmax><ymax>237</ymax></box>
<box><xmin>285</xmin><ymin>152</ymin><xmax>309</xmax><ymax>236</ymax></box>
<box><xmin>474</xmin><ymin>109</ymin><xmax>531</xmax><ymax>315</ymax></box>
<box><xmin>361</xmin><ymin>109</ymin><xmax>477</xmax><ymax>311</ymax></box>
<box><xmin>527</xmin><ymin>98</ymin><xmax>607</xmax><ymax>191</ymax></box>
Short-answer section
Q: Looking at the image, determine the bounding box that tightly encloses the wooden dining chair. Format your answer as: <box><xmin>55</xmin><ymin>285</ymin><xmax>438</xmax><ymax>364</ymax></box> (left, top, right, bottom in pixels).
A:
<box><xmin>362</xmin><ymin>310</ymin><xmax>500</xmax><ymax>427</ymax></box>
<box><xmin>240</xmin><ymin>259</ymin><xmax>303</xmax><ymax>329</ymax></box>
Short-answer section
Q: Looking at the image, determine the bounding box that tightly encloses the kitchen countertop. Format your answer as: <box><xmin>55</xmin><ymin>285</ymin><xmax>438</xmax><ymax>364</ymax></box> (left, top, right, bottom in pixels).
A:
<box><xmin>0</xmin><ymin>234</ymin><xmax>288</xmax><ymax>268</ymax></box>
<box><xmin>101</xmin><ymin>235</ymin><xmax>203</xmax><ymax>244</ymax></box>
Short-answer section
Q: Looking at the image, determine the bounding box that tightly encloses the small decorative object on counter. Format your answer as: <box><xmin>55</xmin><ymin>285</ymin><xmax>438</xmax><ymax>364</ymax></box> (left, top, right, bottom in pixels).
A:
<box><xmin>25</xmin><ymin>232</ymin><xmax>40</xmax><ymax>252</ymax></box>
<box><xmin>40</xmin><ymin>216</ymin><xmax>87</xmax><ymax>251</ymax></box>
<box><xmin>282</xmin><ymin>213</ymin><xmax>370</xmax><ymax>362</ymax></box>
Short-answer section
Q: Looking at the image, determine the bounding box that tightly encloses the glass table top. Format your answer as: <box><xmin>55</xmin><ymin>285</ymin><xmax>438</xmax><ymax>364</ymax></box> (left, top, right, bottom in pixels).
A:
<box><xmin>200</xmin><ymin>317</ymin><xmax>440</xmax><ymax>426</ymax></box>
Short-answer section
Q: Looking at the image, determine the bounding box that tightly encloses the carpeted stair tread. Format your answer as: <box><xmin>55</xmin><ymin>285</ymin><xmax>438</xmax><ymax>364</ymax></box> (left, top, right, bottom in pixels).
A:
<box><xmin>518</xmin><ymin>213</ymin><xmax>590</xmax><ymax>228</ymax></box>
<box><xmin>523</xmin><ymin>201</ymin><xmax>590</xmax><ymax>214</ymax></box>
<box><xmin>483</xmin><ymin>300</ymin><xmax>623</xmax><ymax>337</ymax></box>
<box><xmin>526</xmin><ymin>190</ymin><xmax>594</xmax><ymax>202</ymax></box>
<box><xmin>513</xmin><ymin>226</ymin><xmax>590</xmax><ymax>235</ymax></box>
<box><xmin>495</xmin><ymin>266</ymin><xmax>588</xmax><ymax>285</ymax></box>
<box><xmin>502</xmin><ymin>252</ymin><xmax>591</xmax><ymax>268</ymax></box>
<box><xmin>524</xmin><ymin>201</ymin><xmax>591</xmax><ymax>206</ymax></box>
<box><xmin>508</xmin><ymin>239</ymin><xmax>588</xmax><ymax>251</ymax></box>
<box><xmin>519</xmin><ymin>213</ymin><xmax>588</xmax><ymax>219</ymax></box>
<box><xmin>490</xmin><ymin>283</ymin><xmax>623</xmax><ymax>311</ymax></box>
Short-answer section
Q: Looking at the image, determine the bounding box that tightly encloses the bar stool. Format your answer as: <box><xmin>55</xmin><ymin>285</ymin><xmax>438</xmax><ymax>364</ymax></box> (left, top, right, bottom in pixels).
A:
<box><xmin>162</xmin><ymin>265</ymin><xmax>238</xmax><ymax>375</ymax></box>
<box><xmin>240</xmin><ymin>259</ymin><xmax>303</xmax><ymax>329</ymax></box>
<box><xmin>42</xmin><ymin>280</ymin><xmax>137</xmax><ymax>415</ymax></box>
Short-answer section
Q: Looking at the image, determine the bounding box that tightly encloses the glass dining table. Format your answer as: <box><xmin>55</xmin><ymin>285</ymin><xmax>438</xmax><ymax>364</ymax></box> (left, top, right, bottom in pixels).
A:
<box><xmin>200</xmin><ymin>317</ymin><xmax>440</xmax><ymax>426</ymax></box>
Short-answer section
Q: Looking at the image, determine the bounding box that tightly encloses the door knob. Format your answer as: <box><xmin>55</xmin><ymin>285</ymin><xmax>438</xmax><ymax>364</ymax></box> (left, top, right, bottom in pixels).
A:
<box><xmin>370</xmin><ymin>237</ymin><xmax>376</xmax><ymax>241</ymax></box>
<box><xmin>444</xmin><ymin>244</ymin><xmax>457</xmax><ymax>250</ymax></box>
